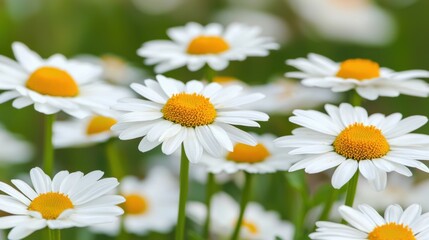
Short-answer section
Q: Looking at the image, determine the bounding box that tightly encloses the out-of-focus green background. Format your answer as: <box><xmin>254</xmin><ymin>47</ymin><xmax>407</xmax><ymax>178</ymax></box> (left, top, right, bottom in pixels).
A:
<box><xmin>0</xmin><ymin>0</ymin><xmax>428</xmax><ymax>239</ymax></box>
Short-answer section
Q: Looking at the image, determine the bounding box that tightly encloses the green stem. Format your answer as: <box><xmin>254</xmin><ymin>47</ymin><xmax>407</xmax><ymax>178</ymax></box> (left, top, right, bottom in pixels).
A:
<box><xmin>49</xmin><ymin>229</ymin><xmax>61</xmax><ymax>240</ymax></box>
<box><xmin>344</xmin><ymin>172</ymin><xmax>359</xmax><ymax>208</ymax></box>
<box><xmin>203</xmin><ymin>173</ymin><xmax>216</xmax><ymax>239</ymax></box>
<box><xmin>205</xmin><ymin>66</ymin><xmax>216</xmax><ymax>82</ymax></box>
<box><xmin>230</xmin><ymin>173</ymin><xmax>253</xmax><ymax>240</ymax></box>
<box><xmin>118</xmin><ymin>216</ymin><xmax>129</xmax><ymax>240</ymax></box>
<box><xmin>351</xmin><ymin>92</ymin><xmax>362</xmax><ymax>106</ymax></box>
<box><xmin>176</xmin><ymin>146</ymin><xmax>190</xmax><ymax>240</ymax></box>
<box><xmin>43</xmin><ymin>114</ymin><xmax>55</xmax><ymax>177</ymax></box>
<box><xmin>106</xmin><ymin>140</ymin><xmax>125</xmax><ymax>180</ymax></box>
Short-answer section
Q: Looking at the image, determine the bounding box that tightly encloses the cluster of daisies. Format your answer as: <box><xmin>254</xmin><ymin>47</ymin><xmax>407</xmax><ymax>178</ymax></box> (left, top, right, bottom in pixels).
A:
<box><xmin>0</xmin><ymin>21</ymin><xmax>429</xmax><ymax>240</ymax></box>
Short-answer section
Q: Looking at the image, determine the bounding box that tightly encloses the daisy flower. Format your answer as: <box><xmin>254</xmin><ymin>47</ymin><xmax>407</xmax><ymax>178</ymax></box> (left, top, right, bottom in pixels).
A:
<box><xmin>91</xmin><ymin>167</ymin><xmax>178</xmax><ymax>236</ymax></box>
<box><xmin>310</xmin><ymin>204</ymin><xmax>429</xmax><ymax>240</ymax></box>
<box><xmin>288</xmin><ymin>0</ymin><xmax>395</xmax><ymax>45</ymax></box>
<box><xmin>0</xmin><ymin>124</ymin><xmax>33</xmax><ymax>164</ymax></box>
<box><xmin>112</xmin><ymin>75</ymin><xmax>269</xmax><ymax>163</ymax></box>
<box><xmin>0</xmin><ymin>42</ymin><xmax>123</xmax><ymax>118</ymax></box>
<box><xmin>187</xmin><ymin>192</ymin><xmax>294</xmax><ymax>240</ymax></box>
<box><xmin>274</xmin><ymin>103</ymin><xmax>429</xmax><ymax>190</ymax></box>
<box><xmin>286</xmin><ymin>53</ymin><xmax>429</xmax><ymax>100</ymax></box>
<box><xmin>137</xmin><ymin>22</ymin><xmax>279</xmax><ymax>73</ymax></box>
<box><xmin>0</xmin><ymin>167</ymin><xmax>124</xmax><ymax>240</ymax></box>
<box><xmin>200</xmin><ymin>133</ymin><xmax>298</xmax><ymax>174</ymax></box>
<box><xmin>53</xmin><ymin>115</ymin><xmax>119</xmax><ymax>148</ymax></box>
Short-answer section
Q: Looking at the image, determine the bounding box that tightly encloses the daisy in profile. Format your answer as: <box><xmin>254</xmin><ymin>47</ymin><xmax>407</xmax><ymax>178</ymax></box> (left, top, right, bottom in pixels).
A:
<box><xmin>0</xmin><ymin>42</ymin><xmax>122</xmax><ymax>118</ymax></box>
<box><xmin>286</xmin><ymin>53</ymin><xmax>429</xmax><ymax>100</ymax></box>
<box><xmin>0</xmin><ymin>167</ymin><xmax>124</xmax><ymax>240</ymax></box>
<box><xmin>137</xmin><ymin>22</ymin><xmax>279</xmax><ymax>73</ymax></box>
<box><xmin>200</xmin><ymin>133</ymin><xmax>297</xmax><ymax>174</ymax></box>
<box><xmin>91</xmin><ymin>167</ymin><xmax>178</xmax><ymax>236</ymax></box>
<box><xmin>310</xmin><ymin>204</ymin><xmax>429</xmax><ymax>240</ymax></box>
<box><xmin>53</xmin><ymin>114</ymin><xmax>118</xmax><ymax>148</ymax></box>
<box><xmin>112</xmin><ymin>75</ymin><xmax>269</xmax><ymax>163</ymax></box>
<box><xmin>274</xmin><ymin>103</ymin><xmax>429</xmax><ymax>190</ymax></box>
<box><xmin>187</xmin><ymin>192</ymin><xmax>294</xmax><ymax>240</ymax></box>
<box><xmin>0</xmin><ymin>124</ymin><xmax>33</xmax><ymax>164</ymax></box>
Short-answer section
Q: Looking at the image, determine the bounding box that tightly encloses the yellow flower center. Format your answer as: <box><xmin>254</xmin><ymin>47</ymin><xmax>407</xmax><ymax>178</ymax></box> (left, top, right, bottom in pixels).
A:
<box><xmin>26</xmin><ymin>67</ymin><xmax>79</xmax><ymax>97</ymax></box>
<box><xmin>28</xmin><ymin>192</ymin><xmax>74</xmax><ymax>220</ymax></box>
<box><xmin>187</xmin><ymin>36</ymin><xmax>229</xmax><ymax>55</ymax></box>
<box><xmin>86</xmin><ymin>116</ymin><xmax>117</xmax><ymax>135</ymax></box>
<box><xmin>123</xmin><ymin>194</ymin><xmax>149</xmax><ymax>215</ymax></box>
<box><xmin>162</xmin><ymin>93</ymin><xmax>216</xmax><ymax>127</ymax></box>
<box><xmin>227</xmin><ymin>143</ymin><xmax>271</xmax><ymax>163</ymax></box>
<box><xmin>333</xmin><ymin>123</ymin><xmax>389</xmax><ymax>160</ymax></box>
<box><xmin>336</xmin><ymin>59</ymin><xmax>380</xmax><ymax>80</ymax></box>
<box><xmin>368</xmin><ymin>223</ymin><xmax>416</xmax><ymax>240</ymax></box>
<box><xmin>242</xmin><ymin>220</ymin><xmax>259</xmax><ymax>235</ymax></box>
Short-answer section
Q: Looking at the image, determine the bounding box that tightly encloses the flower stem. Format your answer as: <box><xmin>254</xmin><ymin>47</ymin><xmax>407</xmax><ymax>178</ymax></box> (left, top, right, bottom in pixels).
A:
<box><xmin>203</xmin><ymin>173</ymin><xmax>216</xmax><ymax>239</ymax></box>
<box><xmin>344</xmin><ymin>171</ymin><xmax>359</xmax><ymax>208</ymax></box>
<box><xmin>43</xmin><ymin>114</ymin><xmax>55</xmax><ymax>177</ymax></box>
<box><xmin>49</xmin><ymin>229</ymin><xmax>61</xmax><ymax>240</ymax></box>
<box><xmin>230</xmin><ymin>172</ymin><xmax>253</xmax><ymax>240</ymax></box>
<box><xmin>205</xmin><ymin>66</ymin><xmax>216</xmax><ymax>82</ymax></box>
<box><xmin>176</xmin><ymin>146</ymin><xmax>190</xmax><ymax>240</ymax></box>
<box><xmin>106</xmin><ymin>139</ymin><xmax>125</xmax><ymax>180</ymax></box>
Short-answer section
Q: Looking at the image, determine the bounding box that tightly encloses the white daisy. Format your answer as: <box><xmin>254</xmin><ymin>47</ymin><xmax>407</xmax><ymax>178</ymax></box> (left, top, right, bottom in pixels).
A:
<box><xmin>91</xmin><ymin>167</ymin><xmax>178</xmax><ymax>236</ymax></box>
<box><xmin>112</xmin><ymin>75</ymin><xmax>269</xmax><ymax>163</ymax></box>
<box><xmin>200</xmin><ymin>133</ymin><xmax>297</xmax><ymax>174</ymax></box>
<box><xmin>187</xmin><ymin>192</ymin><xmax>294</xmax><ymax>240</ymax></box>
<box><xmin>288</xmin><ymin>0</ymin><xmax>395</xmax><ymax>45</ymax></box>
<box><xmin>310</xmin><ymin>204</ymin><xmax>429</xmax><ymax>240</ymax></box>
<box><xmin>274</xmin><ymin>103</ymin><xmax>429</xmax><ymax>190</ymax></box>
<box><xmin>286</xmin><ymin>53</ymin><xmax>429</xmax><ymax>100</ymax></box>
<box><xmin>137</xmin><ymin>22</ymin><xmax>279</xmax><ymax>73</ymax></box>
<box><xmin>0</xmin><ymin>167</ymin><xmax>124</xmax><ymax>240</ymax></box>
<box><xmin>212</xmin><ymin>76</ymin><xmax>339</xmax><ymax>114</ymax></box>
<box><xmin>0</xmin><ymin>124</ymin><xmax>33</xmax><ymax>164</ymax></box>
<box><xmin>0</xmin><ymin>42</ymin><xmax>123</xmax><ymax>118</ymax></box>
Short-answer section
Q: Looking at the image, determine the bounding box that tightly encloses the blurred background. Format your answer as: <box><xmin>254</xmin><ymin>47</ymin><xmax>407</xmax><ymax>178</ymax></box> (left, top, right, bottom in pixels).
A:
<box><xmin>0</xmin><ymin>0</ymin><xmax>428</xmax><ymax>239</ymax></box>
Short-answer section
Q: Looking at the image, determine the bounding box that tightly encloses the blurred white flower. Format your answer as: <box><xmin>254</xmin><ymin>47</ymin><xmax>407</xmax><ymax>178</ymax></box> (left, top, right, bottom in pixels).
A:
<box><xmin>213</xmin><ymin>9</ymin><xmax>290</xmax><ymax>44</ymax></box>
<box><xmin>187</xmin><ymin>192</ymin><xmax>294</xmax><ymax>239</ymax></box>
<box><xmin>288</xmin><ymin>0</ymin><xmax>396</xmax><ymax>45</ymax></box>
<box><xmin>201</xmin><ymin>133</ymin><xmax>296</xmax><ymax>174</ymax></box>
<box><xmin>75</xmin><ymin>55</ymin><xmax>146</xmax><ymax>86</ymax></box>
<box><xmin>91</xmin><ymin>167</ymin><xmax>178</xmax><ymax>236</ymax></box>
<box><xmin>0</xmin><ymin>125</ymin><xmax>32</xmax><ymax>164</ymax></box>
<box><xmin>215</xmin><ymin>77</ymin><xmax>339</xmax><ymax>115</ymax></box>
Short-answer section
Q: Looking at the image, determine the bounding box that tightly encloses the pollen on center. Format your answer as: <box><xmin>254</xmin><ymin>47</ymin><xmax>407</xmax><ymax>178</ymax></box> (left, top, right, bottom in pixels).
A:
<box><xmin>187</xmin><ymin>36</ymin><xmax>229</xmax><ymax>55</ymax></box>
<box><xmin>227</xmin><ymin>143</ymin><xmax>270</xmax><ymax>163</ymax></box>
<box><xmin>28</xmin><ymin>192</ymin><xmax>74</xmax><ymax>220</ymax></box>
<box><xmin>368</xmin><ymin>223</ymin><xmax>415</xmax><ymax>240</ymax></box>
<box><xmin>333</xmin><ymin>123</ymin><xmax>389</xmax><ymax>160</ymax></box>
<box><xmin>123</xmin><ymin>194</ymin><xmax>149</xmax><ymax>215</ymax></box>
<box><xmin>162</xmin><ymin>93</ymin><xmax>216</xmax><ymax>127</ymax></box>
<box><xmin>336</xmin><ymin>59</ymin><xmax>380</xmax><ymax>80</ymax></box>
<box><xmin>26</xmin><ymin>67</ymin><xmax>79</xmax><ymax>97</ymax></box>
